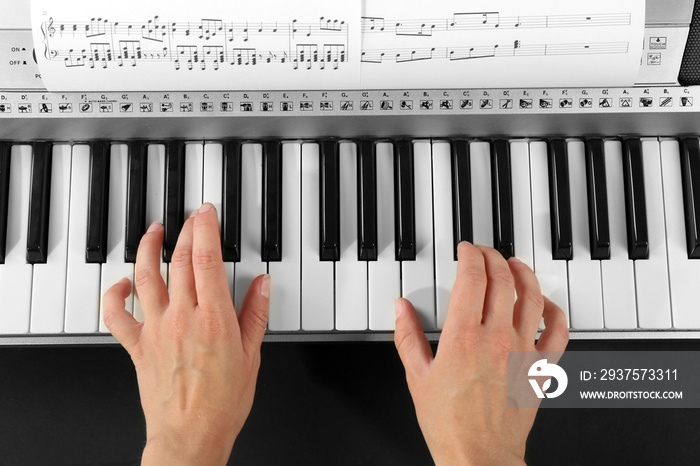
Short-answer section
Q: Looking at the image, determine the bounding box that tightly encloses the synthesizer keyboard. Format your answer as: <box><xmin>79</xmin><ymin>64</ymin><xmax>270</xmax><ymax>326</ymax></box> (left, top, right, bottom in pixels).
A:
<box><xmin>2</xmin><ymin>123</ymin><xmax>700</xmax><ymax>343</ymax></box>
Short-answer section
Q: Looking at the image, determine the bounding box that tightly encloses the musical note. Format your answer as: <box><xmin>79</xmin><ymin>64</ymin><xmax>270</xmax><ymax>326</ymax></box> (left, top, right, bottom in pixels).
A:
<box><xmin>86</xmin><ymin>17</ymin><xmax>108</xmax><ymax>38</ymax></box>
<box><xmin>141</xmin><ymin>16</ymin><xmax>166</xmax><ymax>42</ymax></box>
<box><xmin>323</xmin><ymin>44</ymin><xmax>346</xmax><ymax>69</ymax></box>
<box><xmin>320</xmin><ymin>16</ymin><xmax>344</xmax><ymax>32</ymax></box>
<box><xmin>89</xmin><ymin>43</ymin><xmax>112</xmax><ymax>68</ymax></box>
<box><xmin>396</xmin><ymin>47</ymin><xmax>435</xmax><ymax>63</ymax></box>
<box><xmin>513</xmin><ymin>39</ymin><xmax>522</xmax><ymax>55</ymax></box>
<box><xmin>199</xmin><ymin>19</ymin><xmax>223</xmax><ymax>40</ymax></box>
<box><xmin>203</xmin><ymin>45</ymin><xmax>223</xmax><ymax>70</ymax></box>
<box><xmin>176</xmin><ymin>45</ymin><xmax>198</xmax><ymax>70</ymax></box>
<box><xmin>364</xmin><ymin>17</ymin><xmax>385</xmax><ymax>31</ymax></box>
<box><xmin>231</xmin><ymin>48</ymin><xmax>257</xmax><ymax>66</ymax></box>
<box><xmin>63</xmin><ymin>48</ymin><xmax>85</xmax><ymax>67</ymax></box>
<box><xmin>119</xmin><ymin>40</ymin><xmax>141</xmax><ymax>66</ymax></box>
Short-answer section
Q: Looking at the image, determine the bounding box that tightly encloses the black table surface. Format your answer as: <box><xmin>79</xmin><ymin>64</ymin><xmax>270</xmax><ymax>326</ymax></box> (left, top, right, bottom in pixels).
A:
<box><xmin>1</xmin><ymin>339</ymin><xmax>700</xmax><ymax>466</ymax></box>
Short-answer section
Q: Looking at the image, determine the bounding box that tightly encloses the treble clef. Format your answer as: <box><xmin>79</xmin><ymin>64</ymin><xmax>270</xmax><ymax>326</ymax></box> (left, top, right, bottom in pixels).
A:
<box><xmin>46</xmin><ymin>17</ymin><xmax>56</xmax><ymax>37</ymax></box>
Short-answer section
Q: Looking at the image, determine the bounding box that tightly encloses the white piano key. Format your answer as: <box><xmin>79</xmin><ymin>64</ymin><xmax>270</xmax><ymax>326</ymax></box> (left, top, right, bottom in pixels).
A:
<box><xmin>133</xmin><ymin>144</ymin><xmax>167</xmax><ymax>323</ymax></box>
<box><xmin>335</xmin><ymin>142</ymin><xmax>368</xmax><ymax>331</ymax></box>
<box><xmin>369</xmin><ymin>142</ymin><xmax>401</xmax><ymax>331</ymax></box>
<box><xmin>301</xmin><ymin>143</ymin><xmax>334</xmax><ymax>331</ymax></box>
<box><xmin>30</xmin><ymin>144</ymin><xmax>71</xmax><ymax>333</ymax></box>
<box><xmin>203</xmin><ymin>143</ymin><xmax>234</xmax><ymax>301</ymax></box>
<box><xmin>470</xmin><ymin>141</ymin><xmax>493</xmax><ymax>247</ymax></box>
<box><xmin>511</xmin><ymin>141</ymin><xmax>537</xmax><ymax>327</ymax></box>
<box><xmin>601</xmin><ymin>140</ymin><xmax>637</xmax><ymax>329</ymax></box>
<box><xmin>401</xmin><ymin>141</ymin><xmax>435</xmax><ymax>330</ymax></box>
<box><xmin>0</xmin><ymin>145</ymin><xmax>33</xmax><ymax>333</ymax></box>
<box><xmin>184</xmin><ymin>142</ymin><xmax>204</xmax><ymax>217</ymax></box>
<box><xmin>529</xmin><ymin>141</ymin><xmax>570</xmax><ymax>327</ymax></box>
<box><xmin>635</xmin><ymin>139</ymin><xmax>671</xmax><ymax>328</ymax></box>
<box><xmin>268</xmin><ymin>143</ymin><xmax>301</xmax><ymax>331</ymax></box>
<box><xmin>660</xmin><ymin>139</ymin><xmax>700</xmax><ymax>328</ymax></box>
<box><xmin>65</xmin><ymin>145</ymin><xmax>101</xmax><ymax>333</ymax></box>
<box><xmin>510</xmin><ymin>141</ymin><xmax>535</xmax><ymax>269</ymax></box>
<box><xmin>99</xmin><ymin>144</ymin><xmax>133</xmax><ymax>333</ymax></box>
<box><xmin>432</xmin><ymin>141</ymin><xmax>455</xmax><ymax>330</ymax></box>
<box><xmin>234</xmin><ymin>143</ymin><xmax>266</xmax><ymax>314</ymax></box>
<box><xmin>566</xmin><ymin>140</ymin><xmax>604</xmax><ymax>329</ymax></box>
<box><xmin>178</xmin><ymin>142</ymin><xmax>204</xmax><ymax>297</ymax></box>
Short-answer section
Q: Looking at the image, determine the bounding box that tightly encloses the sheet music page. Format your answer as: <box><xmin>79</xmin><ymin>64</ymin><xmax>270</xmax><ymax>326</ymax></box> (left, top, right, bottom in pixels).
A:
<box><xmin>30</xmin><ymin>0</ymin><xmax>361</xmax><ymax>91</ymax></box>
<box><xmin>360</xmin><ymin>0</ymin><xmax>645</xmax><ymax>88</ymax></box>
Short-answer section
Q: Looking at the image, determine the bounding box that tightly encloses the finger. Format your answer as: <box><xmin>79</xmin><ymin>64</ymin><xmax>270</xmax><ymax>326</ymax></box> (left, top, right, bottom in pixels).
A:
<box><xmin>168</xmin><ymin>214</ymin><xmax>197</xmax><ymax>307</ymax></box>
<box><xmin>508</xmin><ymin>257</ymin><xmax>545</xmax><ymax>338</ymax></box>
<box><xmin>394</xmin><ymin>298</ymin><xmax>433</xmax><ymax>382</ymax></box>
<box><xmin>192</xmin><ymin>203</ymin><xmax>231</xmax><ymax>312</ymax></box>
<box><xmin>535</xmin><ymin>296</ymin><xmax>570</xmax><ymax>353</ymax></box>
<box><xmin>441</xmin><ymin>242</ymin><xmax>487</xmax><ymax>340</ymax></box>
<box><xmin>239</xmin><ymin>274</ymin><xmax>270</xmax><ymax>359</ymax></box>
<box><xmin>479</xmin><ymin>246</ymin><xmax>515</xmax><ymax>327</ymax></box>
<box><xmin>103</xmin><ymin>278</ymin><xmax>142</xmax><ymax>354</ymax></box>
<box><xmin>134</xmin><ymin>222</ymin><xmax>169</xmax><ymax>315</ymax></box>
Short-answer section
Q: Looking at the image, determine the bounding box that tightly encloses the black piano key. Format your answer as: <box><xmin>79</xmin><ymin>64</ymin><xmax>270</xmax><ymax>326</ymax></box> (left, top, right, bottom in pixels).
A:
<box><xmin>86</xmin><ymin>141</ymin><xmax>110</xmax><ymax>263</ymax></box>
<box><xmin>490</xmin><ymin>139</ymin><xmax>515</xmax><ymax>260</ymax></box>
<box><xmin>163</xmin><ymin>141</ymin><xmax>185</xmax><ymax>263</ymax></box>
<box><xmin>585</xmin><ymin>139</ymin><xmax>611</xmax><ymax>260</ymax></box>
<box><xmin>262</xmin><ymin>141</ymin><xmax>282</xmax><ymax>262</ymax></box>
<box><xmin>222</xmin><ymin>140</ymin><xmax>242</xmax><ymax>262</ymax></box>
<box><xmin>0</xmin><ymin>142</ymin><xmax>10</xmax><ymax>264</ymax></box>
<box><xmin>394</xmin><ymin>139</ymin><xmax>416</xmax><ymax>261</ymax></box>
<box><xmin>320</xmin><ymin>140</ymin><xmax>340</xmax><ymax>261</ymax></box>
<box><xmin>124</xmin><ymin>142</ymin><xmax>147</xmax><ymax>263</ymax></box>
<box><xmin>547</xmin><ymin>139</ymin><xmax>573</xmax><ymax>260</ymax></box>
<box><xmin>622</xmin><ymin>138</ymin><xmax>649</xmax><ymax>260</ymax></box>
<box><xmin>680</xmin><ymin>138</ymin><xmax>700</xmax><ymax>259</ymax></box>
<box><xmin>357</xmin><ymin>140</ymin><xmax>377</xmax><ymax>261</ymax></box>
<box><xmin>26</xmin><ymin>142</ymin><xmax>52</xmax><ymax>264</ymax></box>
<box><xmin>451</xmin><ymin>139</ymin><xmax>472</xmax><ymax>260</ymax></box>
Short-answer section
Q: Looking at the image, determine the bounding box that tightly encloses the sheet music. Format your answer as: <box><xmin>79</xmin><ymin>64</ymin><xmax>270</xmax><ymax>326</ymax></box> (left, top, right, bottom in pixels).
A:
<box><xmin>360</xmin><ymin>0</ymin><xmax>645</xmax><ymax>88</ymax></box>
<box><xmin>30</xmin><ymin>0</ymin><xmax>361</xmax><ymax>91</ymax></box>
<box><xmin>31</xmin><ymin>0</ymin><xmax>644</xmax><ymax>91</ymax></box>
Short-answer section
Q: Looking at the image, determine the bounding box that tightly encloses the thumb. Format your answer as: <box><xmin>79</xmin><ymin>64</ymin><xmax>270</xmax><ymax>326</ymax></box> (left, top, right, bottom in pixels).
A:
<box><xmin>103</xmin><ymin>278</ymin><xmax>142</xmax><ymax>355</ymax></box>
<box><xmin>239</xmin><ymin>274</ymin><xmax>271</xmax><ymax>359</ymax></box>
<box><xmin>394</xmin><ymin>298</ymin><xmax>433</xmax><ymax>382</ymax></box>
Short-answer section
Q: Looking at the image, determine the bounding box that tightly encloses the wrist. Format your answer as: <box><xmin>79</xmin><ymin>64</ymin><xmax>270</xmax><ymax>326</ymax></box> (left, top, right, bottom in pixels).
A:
<box><xmin>142</xmin><ymin>431</ymin><xmax>234</xmax><ymax>466</ymax></box>
<box><xmin>429</xmin><ymin>440</ymin><xmax>526</xmax><ymax>466</ymax></box>
<box><xmin>434</xmin><ymin>451</ymin><xmax>526</xmax><ymax>466</ymax></box>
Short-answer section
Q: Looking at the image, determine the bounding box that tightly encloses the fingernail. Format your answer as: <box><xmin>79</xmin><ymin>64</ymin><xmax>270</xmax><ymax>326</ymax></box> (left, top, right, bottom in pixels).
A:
<box><xmin>456</xmin><ymin>241</ymin><xmax>472</xmax><ymax>258</ymax></box>
<box><xmin>509</xmin><ymin>256</ymin><xmax>522</xmax><ymax>264</ymax></box>
<box><xmin>260</xmin><ymin>274</ymin><xmax>270</xmax><ymax>299</ymax></box>
<box><xmin>118</xmin><ymin>277</ymin><xmax>131</xmax><ymax>286</ymax></box>
<box><xmin>189</xmin><ymin>209</ymin><xmax>198</xmax><ymax>218</ymax></box>
<box><xmin>394</xmin><ymin>298</ymin><xmax>404</xmax><ymax>320</ymax></box>
<box><xmin>147</xmin><ymin>222</ymin><xmax>161</xmax><ymax>233</ymax></box>
<box><xmin>199</xmin><ymin>203</ymin><xmax>213</xmax><ymax>214</ymax></box>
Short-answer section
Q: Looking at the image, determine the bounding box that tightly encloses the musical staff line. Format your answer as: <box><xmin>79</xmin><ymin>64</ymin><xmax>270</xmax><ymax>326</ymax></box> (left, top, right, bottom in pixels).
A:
<box><xmin>361</xmin><ymin>12</ymin><xmax>632</xmax><ymax>37</ymax></box>
<box><xmin>361</xmin><ymin>41</ymin><xmax>630</xmax><ymax>64</ymax></box>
